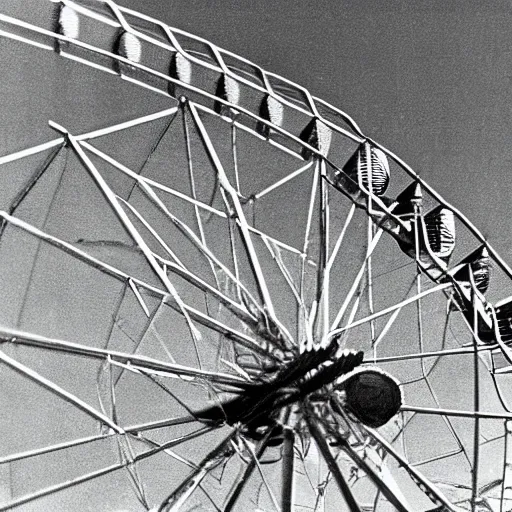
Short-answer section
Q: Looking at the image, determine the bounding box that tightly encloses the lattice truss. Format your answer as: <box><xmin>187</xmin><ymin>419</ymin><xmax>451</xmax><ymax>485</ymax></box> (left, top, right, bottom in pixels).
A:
<box><xmin>2</xmin><ymin>1</ymin><xmax>512</xmax><ymax>511</ymax></box>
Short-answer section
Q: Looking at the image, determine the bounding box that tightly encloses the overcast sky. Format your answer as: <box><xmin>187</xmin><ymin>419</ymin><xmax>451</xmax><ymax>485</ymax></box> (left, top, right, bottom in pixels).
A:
<box><xmin>116</xmin><ymin>0</ymin><xmax>512</xmax><ymax>260</ymax></box>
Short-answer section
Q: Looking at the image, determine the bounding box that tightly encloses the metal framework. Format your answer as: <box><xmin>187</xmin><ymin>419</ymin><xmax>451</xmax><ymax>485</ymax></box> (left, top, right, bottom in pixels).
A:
<box><xmin>0</xmin><ymin>1</ymin><xmax>511</xmax><ymax>511</ymax></box>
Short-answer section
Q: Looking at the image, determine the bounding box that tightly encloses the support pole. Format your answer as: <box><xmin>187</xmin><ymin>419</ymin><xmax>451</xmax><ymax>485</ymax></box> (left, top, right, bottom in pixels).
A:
<box><xmin>281</xmin><ymin>427</ymin><xmax>295</xmax><ymax>512</ymax></box>
<box><xmin>501</xmin><ymin>420</ymin><xmax>512</xmax><ymax>512</ymax></box>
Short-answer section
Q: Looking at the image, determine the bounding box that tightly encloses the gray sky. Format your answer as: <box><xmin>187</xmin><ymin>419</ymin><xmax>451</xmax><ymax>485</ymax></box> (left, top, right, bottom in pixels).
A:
<box><xmin>118</xmin><ymin>0</ymin><xmax>512</xmax><ymax>258</ymax></box>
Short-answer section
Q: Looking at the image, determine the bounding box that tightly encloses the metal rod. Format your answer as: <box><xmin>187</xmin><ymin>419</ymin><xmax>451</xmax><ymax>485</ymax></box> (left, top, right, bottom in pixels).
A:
<box><xmin>364</xmin><ymin>427</ymin><xmax>458</xmax><ymax>511</ymax></box>
<box><xmin>307</xmin><ymin>417</ymin><xmax>362</xmax><ymax>512</ymax></box>
<box><xmin>328</xmin><ymin>281</ymin><xmax>452</xmax><ymax>340</ymax></box>
<box><xmin>301</xmin><ymin>160</ymin><xmax>320</xmax><ymax>352</ymax></box>
<box><xmin>0</xmin><ymin>348</ymin><xmax>124</xmax><ymax>434</ymax></box>
<box><xmin>329</xmin><ymin>227</ymin><xmax>385</xmax><ymax>332</ymax></box>
<box><xmin>0</xmin><ymin>425</ymin><xmax>213</xmax><ymax>511</ymax></box>
<box><xmin>470</xmin><ymin>274</ymin><xmax>480</xmax><ymax>512</ymax></box>
<box><xmin>0</xmin><ymin>208</ymin><xmax>268</xmax><ymax>357</ymax></box>
<box><xmin>189</xmin><ymin>101</ymin><xmax>292</xmax><ymax>347</ymax></box>
<box><xmin>0</xmin><ymin>138</ymin><xmax>64</xmax><ymax>166</ymax></box>
<box><xmin>255</xmin><ymin>160</ymin><xmax>314</xmax><ymax>200</ymax></box>
<box><xmin>501</xmin><ymin>420</ymin><xmax>512</xmax><ymax>511</ymax></box>
<box><xmin>0</xmin><ymin>327</ymin><xmax>252</xmax><ymax>388</ymax></box>
<box><xmin>281</xmin><ymin>427</ymin><xmax>295</xmax><ymax>512</ymax></box>
<box><xmin>158</xmin><ymin>432</ymin><xmax>236</xmax><ymax>512</ymax></box>
<box><xmin>223</xmin><ymin>427</ymin><xmax>276</xmax><ymax>511</ymax></box>
<box><xmin>366</xmin><ymin>343</ymin><xmax>497</xmax><ymax>364</ymax></box>
<box><xmin>401</xmin><ymin>405</ymin><xmax>512</xmax><ymax>420</ymax></box>
<box><xmin>82</xmin><ymin>141</ymin><xmax>226</xmax><ymax>217</ymax></box>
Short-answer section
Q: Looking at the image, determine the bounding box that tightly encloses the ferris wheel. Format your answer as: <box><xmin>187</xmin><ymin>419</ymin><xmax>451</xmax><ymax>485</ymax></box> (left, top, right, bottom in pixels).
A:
<box><xmin>0</xmin><ymin>1</ymin><xmax>511</xmax><ymax>511</ymax></box>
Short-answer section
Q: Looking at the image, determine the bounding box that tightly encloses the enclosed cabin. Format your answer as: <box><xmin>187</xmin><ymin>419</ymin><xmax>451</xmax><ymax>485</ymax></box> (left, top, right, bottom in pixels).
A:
<box><xmin>299</xmin><ymin>117</ymin><xmax>333</xmax><ymax>159</ymax></box>
<box><xmin>442</xmin><ymin>245</ymin><xmax>495</xmax><ymax>341</ymax></box>
<box><xmin>257</xmin><ymin>94</ymin><xmax>284</xmax><ymax>138</ymax></box>
<box><xmin>334</xmin><ymin>143</ymin><xmax>390</xmax><ymax>200</ymax></box>
<box><xmin>54</xmin><ymin>4</ymin><xmax>79</xmax><ymax>54</ymax></box>
<box><xmin>393</xmin><ymin>192</ymin><xmax>455</xmax><ymax>266</ymax></box>
<box><xmin>491</xmin><ymin>296</ymin><xmax>512</xmax><ymax>373</ymax></box>
<box><xmin>213</xmin><ymin>73</ymin><xmax>241</xmax><ymax>118</ymax></box>
<box><xmin>360</xmin><ymin>177</ymin><xmax>457</xmax><ymax>279</ymax></box>
<box><xmin>168</xmin><ymin>51</ymin><xmax>192</xmax><ymax>97</ymax></box>
<box><xmin>113</xmin><ymin>30</ymin><xmax>142</xmax><ymax>75</ymax></box>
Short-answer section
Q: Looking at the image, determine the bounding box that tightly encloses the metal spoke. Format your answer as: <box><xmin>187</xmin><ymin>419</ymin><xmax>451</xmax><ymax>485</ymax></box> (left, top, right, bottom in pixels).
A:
<box><xmin>0</xmin><ymin>349</ymin><xmax>124</xmax><ymax>434</ymax></box>
<box><xmin>157</xmin><ymin>431</ymin><xmax>236</xmax><ymax>512</ymax></box>
<box><xmin>328</xmin><ymin>281</ymin><xmax>453</xmax><ymax>341</ymax></box>
<box><xmin>401</xmin><ymin>405</ymin><xmax>512</xmax><ymax>421</ymax></box>
<box><xmin>307</xmin><ymin>417</ymin><xmax>362</xmax><ymax>512</ymax></box>
<box><xmin>0</xmin><ymin>425</ymin><xmax>214</xmax><ymax>512</ymax></box>
<box><xmin>223</xmin><ymin>427</ymin><xmax>277</xmax><ymax>512</ymax></box>
<box><xmin>1</xmin><ymin>327</ymin><xmax>253</xmax><ymax>388</ymax></box>
<box><xmin>281</xmin><ymin>427</ymin><xmax>296</xmax><ymax>512</ymax></box>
